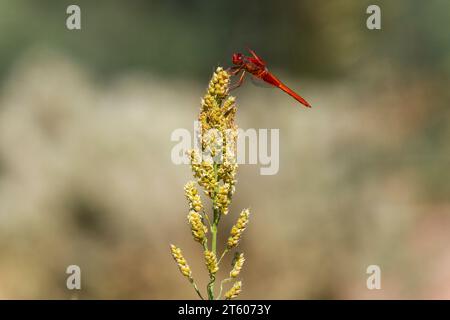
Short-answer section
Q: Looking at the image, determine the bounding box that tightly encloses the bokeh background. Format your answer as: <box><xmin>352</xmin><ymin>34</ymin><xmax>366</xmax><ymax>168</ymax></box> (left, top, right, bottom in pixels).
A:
<box><xmin>0</xmin><ymin>0</ymin><xmax>449</xmax><ymax>299</ymax></box>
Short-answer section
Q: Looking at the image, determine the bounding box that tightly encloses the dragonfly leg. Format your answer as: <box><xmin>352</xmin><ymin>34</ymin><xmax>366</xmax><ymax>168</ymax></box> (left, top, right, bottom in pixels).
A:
<box><xmin>228</xmin><ymin>70</ymin><xmax>247</xmax><ymax>91</ymax></box>
<box><xmin>227</xmin><ymin>66</ymin><xmax>243</xmax><ymax>75</ymax></box>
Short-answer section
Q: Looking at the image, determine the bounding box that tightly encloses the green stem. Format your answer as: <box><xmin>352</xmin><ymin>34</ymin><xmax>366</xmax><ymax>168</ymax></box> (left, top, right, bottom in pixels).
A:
<box><xmin>207</xmin><ymin>210</ymin><xmax>219</xmax><ymax>300</ymax></box>
<box><xmin>190</xmin><ymin>278</ymin><xmax>205</xmax><ymax>300</ymax></box>
<box><xmin>211</xmin><ymin>223</ymin><xmax>217</xmax><ymax>256</ymax></box>
<box><xmin>202</xmin><ymin>209</ymin><xmax>212</xmax><ymax>228</ymax></box>
<box><xmin>206</xmin><ymin>163</ymin><xmax>221</xmax><ymax>300</ymax></box>
<box><xmin>218</xmin><ymin>248</ymin><xmax>228</xmax><ymax>265</ymax></box>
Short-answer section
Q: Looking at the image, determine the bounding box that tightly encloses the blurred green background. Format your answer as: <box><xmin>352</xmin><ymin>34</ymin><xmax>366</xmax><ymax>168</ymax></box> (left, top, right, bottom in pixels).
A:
<box><xmin>0</xmin><ymin>0</ymin><xmax>449</xmax><ymax>299</ymax></box>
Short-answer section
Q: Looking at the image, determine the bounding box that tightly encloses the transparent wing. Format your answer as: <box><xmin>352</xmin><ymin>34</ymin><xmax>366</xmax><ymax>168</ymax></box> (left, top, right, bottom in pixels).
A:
<box><xmin>249</xmin><ymin>75</ymin><xmax>273</xmax><ymax>88</ymax></box>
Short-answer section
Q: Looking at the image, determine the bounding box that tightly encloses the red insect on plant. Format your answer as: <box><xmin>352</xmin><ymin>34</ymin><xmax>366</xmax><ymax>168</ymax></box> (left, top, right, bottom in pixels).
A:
<box><xmin>228</xmin><ymin>48</ymin><xmax>312</xmax><ymax>108</ymax></box>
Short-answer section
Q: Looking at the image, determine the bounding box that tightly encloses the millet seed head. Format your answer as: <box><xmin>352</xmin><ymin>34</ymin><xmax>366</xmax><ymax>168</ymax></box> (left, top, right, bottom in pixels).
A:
<box><xmin>224</xmin><ymin>281</ymin><xmax>242</xmax><ymax>300</ymax></box>
<box><xmin>187</xmin><ymin>210</ymin><xmax>208</xmax><ymax>244</ymax></box>
<box><xmin>230</xmin><ymin>252</ymin><xmax>245</xmax><ymax>278</ymax></box>
<box><xmin>170</xmin><ymin>244</ymin><xmax>192</xmax><ymax>279</ymax></box>
<box><xmin>204</xmin><ymin>250</ymin><xmax>219</xmax><ymax>275</ymax></box>
<box><xmin>227</xmin><ymin>209</ymin><xmax>250</xmax><ymax>249</ymax></box>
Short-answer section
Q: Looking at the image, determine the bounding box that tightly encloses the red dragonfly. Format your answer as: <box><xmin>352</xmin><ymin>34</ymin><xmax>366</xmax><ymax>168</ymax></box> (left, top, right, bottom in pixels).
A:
<box><xmin>229</xmin><ymin>49</ymin><xmax>311</xmax><ymax>108</ymax></box>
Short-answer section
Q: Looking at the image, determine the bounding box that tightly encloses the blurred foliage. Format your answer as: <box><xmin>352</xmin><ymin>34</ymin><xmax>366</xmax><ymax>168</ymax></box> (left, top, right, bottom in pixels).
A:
<box><xmin>0</xmin><ymin>0</ymin><xmax>449</xmax><ymax>80</ymax></box>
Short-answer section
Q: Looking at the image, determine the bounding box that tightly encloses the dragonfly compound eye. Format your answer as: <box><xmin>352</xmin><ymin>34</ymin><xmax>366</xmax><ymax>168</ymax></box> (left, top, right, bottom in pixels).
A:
<box><xmin>232</xmin><ymin>53</ymin><xmax>243</xmax><ymax>65</ymax></box>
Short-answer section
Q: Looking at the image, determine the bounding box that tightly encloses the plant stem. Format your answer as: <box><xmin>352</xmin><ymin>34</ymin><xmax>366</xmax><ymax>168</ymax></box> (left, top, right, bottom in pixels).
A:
<box><xmin>207</xmin><ymin>222</ymin><xmax>217</xmax><ymax>300</ymax></box>
<box><xmin>218</xmin><ymin>277</ymin><xmax>232</xmax><ymax>299</ymax></box>
<box><xmin>211</xmin><ymin>223</ymin><xmax>217</xmax><ymax>257</ymax></box>
<box><xmin>206</xmin><ymin>163</ymin><xmax>221</xmax><ymax>300</ymax></box>
<box><xmin>190</xmin><ymin>279</ymin><xmax>204</xmax><ymax>300</ymax></box>
<box><xmin>218</xmin><ymin>248</ymin><xmax>228</xmax><ymax>265</ymax></box>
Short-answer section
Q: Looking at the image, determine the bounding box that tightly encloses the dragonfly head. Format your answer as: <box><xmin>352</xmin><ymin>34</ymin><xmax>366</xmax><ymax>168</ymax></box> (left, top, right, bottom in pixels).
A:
<box><xmin>232</xmin><ymin>53</ymin><xmax>244</xmax><ymax>65</ymax></box>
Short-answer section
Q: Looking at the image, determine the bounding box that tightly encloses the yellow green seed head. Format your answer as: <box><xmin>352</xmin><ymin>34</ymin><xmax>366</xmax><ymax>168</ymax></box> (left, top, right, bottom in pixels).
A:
<box><xmin>171</xmin><ymin>67</ymin><xmax>251</xmax><ymax>300</ymax></box>
<box><xmin>189</xmin><ymin>149</ymin><xmax>218</xmax><ymax>198</ymax></box>
<box><xmin>227</xmin><ymin>209</ymin><xmax>250</xmax><ymax>249</ymax></box>
<box><xmin>170</xmin><ymin>244</ymin><xmax>192</xmax><ymax>279</ymax></box>
<box><xmin>187</xmin><ymin>210</ymin><xmax>208</xmax><ymax>244</ymax></box>
<box><xmin>215</xmin><ymin>183</ymin><xmax>232</xmax><ymax>215</ymax></box>
<box><xmin>204</xmin><ymin>250</ymin><xmax>219</xmax><ymax>275</ymax></box>
<box><xmin>184</xmin><ymin>181</ymin><xmax>203</xmax><ymax>212</ymax></box>
<box><xmin>230</xmin><ymin>252</ymin><xmax>245</xmax><ymax>278</ymax></box>
<box><xmin>225</xmin><ymin>281</ymin><xmax>242</xmax><ymax>300</ymax></box>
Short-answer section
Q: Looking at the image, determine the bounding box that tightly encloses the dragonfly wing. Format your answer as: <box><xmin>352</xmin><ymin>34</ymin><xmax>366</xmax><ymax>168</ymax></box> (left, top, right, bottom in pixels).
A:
<box><xmin>247</xmin><ymin>48</ymin><xmax>266</xmax><ymax>67</ymax></box>
<box><xmin>249</xmin><ymin>75</ymin><xmax>273</xmax><ymax>88</ymax></box>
